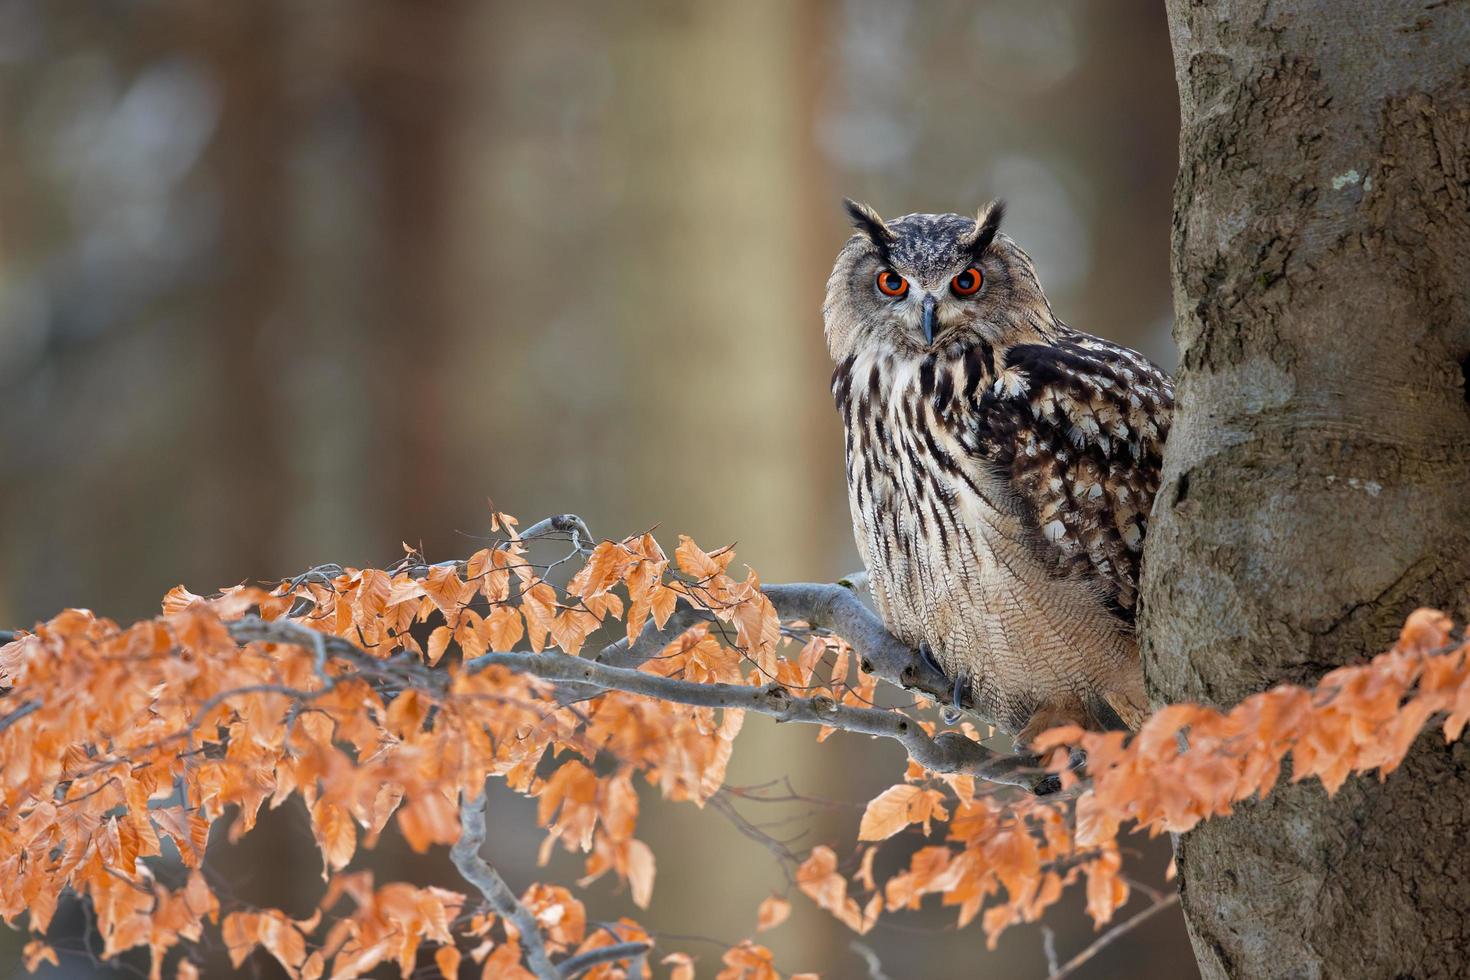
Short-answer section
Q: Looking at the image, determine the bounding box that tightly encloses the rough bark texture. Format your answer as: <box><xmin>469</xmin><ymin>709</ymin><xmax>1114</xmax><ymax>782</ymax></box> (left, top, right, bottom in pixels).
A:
<box><xmin>1142</xmin><ymin>2</ymin><xmax>1470</xmax><ymax>978</ymax></box>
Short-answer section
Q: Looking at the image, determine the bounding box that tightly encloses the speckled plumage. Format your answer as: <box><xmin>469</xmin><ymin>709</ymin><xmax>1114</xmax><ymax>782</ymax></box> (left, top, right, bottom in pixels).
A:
<box><xmin>824</xmin><ymin>200</ymin><xmax>1173</xmax><ymax>744</ymax></box>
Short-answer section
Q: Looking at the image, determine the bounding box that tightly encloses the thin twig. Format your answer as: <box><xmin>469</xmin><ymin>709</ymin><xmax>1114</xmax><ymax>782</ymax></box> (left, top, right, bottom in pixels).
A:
<box><xmin>1041</xmin><ymin>924</ymin><xmax>1060</xmax><ymax>975</ymax></box>
<box><xmin>849</xmin><ymin>940</ymin><xmax>892</xmax><ymax>980</ymax></box>
<box><xmin>1046</xmin><ymin>893</ymin><xmax>1181</xmax><ymax>980</ymax></box>
<box><xmin>556</xmin><ymin>941</ymin><xmax>654</xmax><ymax>979</ymax></box>
<box><xmin>708</xmin><ymin>791</ymin><xmax>802</xmax><ymax>880</ymax></box>
<box><xmin>1121</xmin><ymin>874</ymin><xmax>1165</xmax><ymax>905</ymax></box>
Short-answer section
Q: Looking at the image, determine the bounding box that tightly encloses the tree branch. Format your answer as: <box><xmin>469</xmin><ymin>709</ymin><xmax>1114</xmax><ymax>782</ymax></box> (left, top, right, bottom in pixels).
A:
<box><xmin>595</xmin><ymin>583</ymin><xmax>964</xmax><ymax>716</ymax></box>
<box><xmin>556</xmin><ymin>941</ymin><xmax>654</xmax><ymax>979</ymax></box>
<box><xmin>465</xmin><ymin>646</ymin><xmax>1034</xmax><ymax>783</ymax></box>
<box><xmin>229</xmin><ymin>614</ymin><xmax>1052</xmax><ymax>791</ymax></box>
<box><xmin>451</xmin><ymin>792</ymin><xmax>560</xmax><ymax>980</ymax></box>
<box><xmin>0</xmin><ymin>700</ymin><xmax>41</xmax><ymax>735</ymax></box>
<box><xmin>763</xmin><ymin>583</ymin><xmax>959</xmax><ymax>706</ymax></box>
<box><xmin>1046</xmin><ymin>893</ymin><xmax>1180</xmax><ymax>980</ymax></box>
<box><xmin>516</xmin><ymin>513</ymin><xmax>597</xmax><ymax>555</ymax></box>
<box><xmin>849</xmin><ymin>940</ymin><xmax>893</xmax><ymax>980</ymax></box>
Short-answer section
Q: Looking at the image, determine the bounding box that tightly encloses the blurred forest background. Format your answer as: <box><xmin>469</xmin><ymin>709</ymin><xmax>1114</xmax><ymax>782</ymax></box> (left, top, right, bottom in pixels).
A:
<box><xmin>0</xmin><ymin>1</ymin><xmax>1189</xmax><ymax>977</ymax></box>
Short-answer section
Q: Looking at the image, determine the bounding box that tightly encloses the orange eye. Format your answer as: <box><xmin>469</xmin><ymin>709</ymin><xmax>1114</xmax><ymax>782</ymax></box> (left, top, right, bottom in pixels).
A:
<box><xmin>875</xmin><ymin>270</ymin><xmax>908</xmax><ymax>298</ymax></box>
<box><xmin>950</xmin><ymin>266</ymin><xmax>983</xmax><ymax>297</ymax></box>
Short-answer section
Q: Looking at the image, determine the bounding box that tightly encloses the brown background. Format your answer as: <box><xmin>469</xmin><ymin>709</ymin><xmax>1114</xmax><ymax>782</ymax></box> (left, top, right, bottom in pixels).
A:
<box><xmin>0</xmin><ymin>1</ymin><xmax>1193</xmax><ymax>976</ymax></box>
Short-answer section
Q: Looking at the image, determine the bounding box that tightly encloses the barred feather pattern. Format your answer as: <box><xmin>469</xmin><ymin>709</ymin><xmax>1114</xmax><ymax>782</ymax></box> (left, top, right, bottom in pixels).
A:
<box><xmin>833</xmin><ymin>326</ymin><xmax>1173</xmax><ymax>739</ymax></box>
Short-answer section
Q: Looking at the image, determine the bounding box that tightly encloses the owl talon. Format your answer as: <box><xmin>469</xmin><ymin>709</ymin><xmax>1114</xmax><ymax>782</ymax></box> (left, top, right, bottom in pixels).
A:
<box><xmin>939</xmin><ymin>670</ymin><xmax>967</xmax><ymax>726</ymax></box>
<box><xmin>918</xmin><ymin>641</ymin><xmax>943</xmax><ymax>676</ymax></box>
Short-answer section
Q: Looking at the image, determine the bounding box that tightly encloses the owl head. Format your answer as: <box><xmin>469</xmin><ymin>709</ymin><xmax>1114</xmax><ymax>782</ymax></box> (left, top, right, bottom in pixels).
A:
<box><xmin>822</xmin><ymin>199</ymin><xmax>1055</xmax><ymax>363</ymax></box>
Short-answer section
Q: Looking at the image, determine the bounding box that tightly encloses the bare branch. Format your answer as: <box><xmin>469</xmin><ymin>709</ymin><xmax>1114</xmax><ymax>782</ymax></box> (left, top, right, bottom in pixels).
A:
<box><xmin>0</xmin><ymin>700</ymin><xmax>41</xmax><ymax>735</ymax></box>
<box><xmin>517</xmin><ymin>514</ymin><xmax>598</xmax><ymax>555</ymax></box>
<box><xmin>229</xmin><ymin>613</ymin><xmax>1052</xmax><ymax>790</ymax></box>
<box><xmin>595</xmin><ymin>581</ymin><xmax>972</xmax><ymax>717</ymax></box>
<box><xmin>1041</xmin><ymin>924</ymin><xmax>1060</xmax><ymax>976</ymax></box>
<box><xmin>708</xmin><ymin>791</ymin><xmax>802</xmax><ymax>880</ymax></box>
<box><xmin>556</xmin><ymin>941</ymin><xmax>654</xmax><ymax>979</ymax></box>
<box><xmin>595</xmin><ymin>606</ymin><xmax>712</xmax><ymax>669</ymax></box>
<box><xmin>451</xmin><ymin>792</ymin><xmax>559</xmax><ymax>980</ymax></box>
<box><xmin>1046</xmin><ymin>893</ymin><xmax>1181</xmax><ymax>980</ymax></box>
<box><xmin>763</xmin><ymin>584</ymin><xmax>963</xmax><ymax>711</ymax></box>
<box><xmin>463</xmin><ymin>649</ymin><xmax>1035</xmax><ymax>786</ymax></box>
<box><xmin>849</xmin><ymin>940</ymin><xmax>892</xmax><ymax>980</ymax></box>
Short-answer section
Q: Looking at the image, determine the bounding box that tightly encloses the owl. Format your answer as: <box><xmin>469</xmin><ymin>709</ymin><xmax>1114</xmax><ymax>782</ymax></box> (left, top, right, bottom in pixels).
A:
<box><xmin>825</xmin><ymin>199</ymin><xmax>1173</xmax><ymax>748</ymax></box>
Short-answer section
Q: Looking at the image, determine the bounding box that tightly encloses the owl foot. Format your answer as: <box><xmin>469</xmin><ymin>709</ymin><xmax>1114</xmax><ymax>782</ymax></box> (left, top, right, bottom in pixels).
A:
<box><xmin>916</xmin><ymin>642</ymin><xmax>967</xmax><ymax>727</ymax></box>
<box><xmin>939</xmin><ymin>670</ymin><xmax>967</xmax><ymax>727</ymax></box>
<box><xmin>918</xmin><ymin>641</ymin><xmax>943</xmax><ymax>676</ymax></box>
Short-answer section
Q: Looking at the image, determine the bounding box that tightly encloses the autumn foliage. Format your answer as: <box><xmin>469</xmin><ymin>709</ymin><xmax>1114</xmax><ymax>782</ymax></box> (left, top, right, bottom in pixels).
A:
<box><xmin>2</xmin><ymin>512</ymin><xmax>1468</xmax><ymax>977</ymax></box>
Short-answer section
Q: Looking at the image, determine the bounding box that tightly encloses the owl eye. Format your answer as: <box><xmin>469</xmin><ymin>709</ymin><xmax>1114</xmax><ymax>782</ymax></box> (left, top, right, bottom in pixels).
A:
<box><xmin>950</xmin><ymin>266</ymin><xmax>984</xmax><ymax>297</ymax></box>
<box><xmin>875</xmin><ymin>270</ymin><xmax>909</xmax><ymax>298</ymax></box>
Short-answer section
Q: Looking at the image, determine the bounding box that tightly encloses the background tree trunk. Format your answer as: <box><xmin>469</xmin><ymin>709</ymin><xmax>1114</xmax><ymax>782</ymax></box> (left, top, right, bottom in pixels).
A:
<box><xmin>1142</xmin><ymin>2</ymin><xmax>1470</xmax><ymax>977</ymax></box>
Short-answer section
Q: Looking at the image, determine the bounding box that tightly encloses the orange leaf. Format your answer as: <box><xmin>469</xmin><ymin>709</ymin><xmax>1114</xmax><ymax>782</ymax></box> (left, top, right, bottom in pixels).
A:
<box><xmin>716</xmin><ymin>941</ymin><xmax>778</xmax><ymax>980</ymax></box>
<box><xmin>435</xmin><ymin>946</ymin><xmax>462</xmax><ymax>979</ymax></box>
<box><xmin>569</xmin><ymin>540</ymin><xmax>630</xmax><ymax>599</ymax></box>
<box><xmin>486</xmin><ymin>606</ymin><xmax>524</xmax><ymax>652</ymax></box>
<box><xmin>674</xmin><ymin>536</ymin><xmax>734</xmax><ymax>580</ymax></box>
<box><xmin>626</xmin><ymin>838</ymin><xmax>656</xmax><ymax>909</ymax></box>
<box><xmin>755</xmin><ymin>895</ymin><xmax>790</xmax><ymax>932</ymax></box>
<box><xmin>663</xmin><ymin>952</ymin><xmax>696</xmax><ymax>980</ymax></box>
<box><xmin>797</xmin><ymin>846</ymin><xmax>872</xmax><ymax>933</ymax></box>
<box><xmin>858</xmin><ymin>784</ymin><xmax>922</xmax><ymax>842</ymax></box>
<box><xmin>162</xmin><ymin>585</ymin><xmax>205</xmax><ymax>615</ymax></box>
<box><xmin>521</xmin><ymin>582</ymin><xmax>559</xmax><ymax>653</ymax></box>
<box><xmin>398</xmin><ymin>791</ymin><xmax>461</xmax><ymax>853</ymax></box>
<box><xmin>310</xmin><ymin>800</ymin><xmax>356</xmax><ymax>876</ymax></box>
<box><xmin>22</xmin><ymin>940</ymin><xmax>58</xmax><ymax>972</ymax></box>
<box><xmin>427</xmin><ymin>625</ymin><xmax>453</xmax><ymax>667</ymax></box>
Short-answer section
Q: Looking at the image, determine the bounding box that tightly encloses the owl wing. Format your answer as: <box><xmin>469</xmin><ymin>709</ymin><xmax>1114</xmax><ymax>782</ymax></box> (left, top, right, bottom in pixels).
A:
<box><xmin>969</xmin><ymin>331</ymin><xmax>1173</xmax><ymax>622</ymax></box>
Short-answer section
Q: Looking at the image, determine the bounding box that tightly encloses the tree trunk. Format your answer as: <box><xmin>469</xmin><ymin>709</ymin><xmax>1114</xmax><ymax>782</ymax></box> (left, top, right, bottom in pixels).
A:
<box><xmin>1141</xmin><ymin>2</ymin><xmax>1470</xmax><ymax>978</ymax></box>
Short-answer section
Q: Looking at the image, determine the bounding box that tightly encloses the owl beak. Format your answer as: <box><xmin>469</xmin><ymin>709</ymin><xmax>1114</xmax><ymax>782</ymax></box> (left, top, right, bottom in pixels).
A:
<box><xmin>920</xmin><ymin>294</ymin><xmax>938</xmax><ymax>346</ymax></box>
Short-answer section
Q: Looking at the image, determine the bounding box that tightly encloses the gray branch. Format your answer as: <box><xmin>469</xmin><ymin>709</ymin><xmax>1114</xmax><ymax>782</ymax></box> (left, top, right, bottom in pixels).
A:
<box><xmin>464</xmin><ymin>646</ymin><xmax>1030</xmax><ymax>781</ymax></box>
<box><xmin>0</xmin><ymin>700</ymin><xmax>40</xmax><ymax>734</ymax></box>
<box><xmin>595</xmin><ymin>581</ymin><xmax>975</xmax><ymax>720</ymax></box>
<box><xmin>451</xmin><ymin>789</ymin><xmax>650</xmax><ymax>979</ymax></box>
<box><xmin>850</xmin><ymin>940</ymin><xmax>893</xmax><ymax>980</ymax></box>
<box><xmin>229</xmin><ymin>609</ymin><xmax>1052</xmax><ymax>790</ymax></box>
<box><xmin>587</xmin><ymin>580</ymin><xmax>1062</xmax><ymax>783</ymax></box>
<box><xmin>763</xmin><ymin>583</ymin><xmax>961</xmax><ymax>706</ymax></box>
<box><xmin>516</xmin><ymin>513</ymin><xmax>598</xmax><ymax>555</ymax></box>
<box><xmin>451</xmin><ymin>792</ymin><xmax>560</xmax><ymax>980</ymax></box>
<box><xmin>556</xmin><ymin>942</ymin><xmax>654</xmax><ymax>979</ymax></box>
<box><xmin>595</xmin><ymin>606</ymin><xmax>713</xmax><ymax>669</ymax></box>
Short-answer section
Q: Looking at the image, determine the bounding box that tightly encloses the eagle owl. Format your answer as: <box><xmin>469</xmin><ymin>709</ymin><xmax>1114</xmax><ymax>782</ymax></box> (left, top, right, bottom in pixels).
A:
<box><xmin>825</xmin><ymin>199</ymin><xmax>1173</xmax><ymax>747</ymax></box>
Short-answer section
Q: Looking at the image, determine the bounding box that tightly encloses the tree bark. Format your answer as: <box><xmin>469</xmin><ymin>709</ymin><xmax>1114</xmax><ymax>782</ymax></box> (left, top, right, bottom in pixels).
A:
<box><xmin>1142</xmin><ymin>2</ymin><xmax>1470</xmax><ymax>978</ymax></box>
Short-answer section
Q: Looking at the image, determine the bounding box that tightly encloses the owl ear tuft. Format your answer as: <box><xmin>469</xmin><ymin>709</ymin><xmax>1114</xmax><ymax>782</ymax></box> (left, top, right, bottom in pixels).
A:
<box><xmin>966</xmin><ymin>199</ymin><xmax>1006</xmax><ymax>259</ymax></box>
<box><xmin>843</xmin><ymin>198</ymin><xmax>894</xmax><ymax>259</ymax></box>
